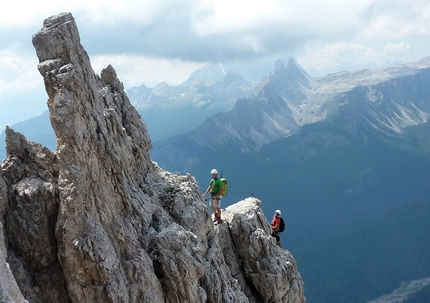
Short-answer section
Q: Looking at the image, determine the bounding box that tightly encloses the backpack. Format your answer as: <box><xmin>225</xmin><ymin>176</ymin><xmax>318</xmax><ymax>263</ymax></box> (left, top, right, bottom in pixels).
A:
<box><xmin>220</xmin><ymin>174</ymin><xmax>228</xmax><ymax>196</ymax></box>
<box><xmin>279</xmin><ymin>217</ymin><xmax>285</xmax><ymax>232</ymax></box>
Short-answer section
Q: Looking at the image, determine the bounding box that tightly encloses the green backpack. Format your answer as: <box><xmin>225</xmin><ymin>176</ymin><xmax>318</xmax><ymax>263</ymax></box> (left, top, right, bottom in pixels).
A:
<box><xmin>220</xmin><ymin>174</ymin><xmax>228</xmax><ymax>196</ymax></box>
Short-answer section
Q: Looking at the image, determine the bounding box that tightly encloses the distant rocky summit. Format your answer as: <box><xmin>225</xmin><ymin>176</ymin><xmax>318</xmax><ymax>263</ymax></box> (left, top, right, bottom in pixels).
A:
<box><xmin>0</xmin><ymin>12</ymin><xmax>305</xmax><ymax>303</ymax></box>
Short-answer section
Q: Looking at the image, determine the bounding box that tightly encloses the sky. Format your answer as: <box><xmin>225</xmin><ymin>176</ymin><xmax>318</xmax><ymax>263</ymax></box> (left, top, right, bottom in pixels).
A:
<box><xmin>1</xmin><ymin>0</ymin><xmax>430</xmax><ymax>127</ymax></box>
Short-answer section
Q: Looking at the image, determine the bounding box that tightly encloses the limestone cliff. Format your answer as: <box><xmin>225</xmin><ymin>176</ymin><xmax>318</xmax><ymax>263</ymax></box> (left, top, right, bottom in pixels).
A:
<box><xmin>0</xmin><ymin>13</ymin><xmax>305</xmax><ymax>303</ymax></box>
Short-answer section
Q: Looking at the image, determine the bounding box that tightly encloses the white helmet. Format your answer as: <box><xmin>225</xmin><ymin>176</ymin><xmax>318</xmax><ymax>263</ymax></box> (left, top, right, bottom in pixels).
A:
<box><xmin>275</xmin><ymin>210</ymin><xmax>281</xmax><ymax>215</ymax></box>
<box><xmin>211</xmin><ymin>169</ymin><xmax>218</xmax><ymax>174</ymax></box>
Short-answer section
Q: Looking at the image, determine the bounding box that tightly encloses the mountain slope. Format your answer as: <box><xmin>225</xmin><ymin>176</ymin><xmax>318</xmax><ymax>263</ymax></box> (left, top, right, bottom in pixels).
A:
<box><xmin>0</xmin><ymin>110</ymin><xmax>55</xmax><ymax>160</ymax></box>
<box><xmin>189</xmin><ymin>58</ymin><xmax>314</xmax><ymax>152</ymax></box>
<box><xmin>127</xmin><ymin>67</ymin><xmax>253</xmax><ymax>142</ymax></box>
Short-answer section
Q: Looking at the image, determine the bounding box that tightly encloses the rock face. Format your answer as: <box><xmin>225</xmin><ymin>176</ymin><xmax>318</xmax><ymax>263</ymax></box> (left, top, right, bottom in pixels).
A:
<box><xmin>0</xmin><ymin>13</ymin><xmax>305</xmax><ymax>303</ymax></box>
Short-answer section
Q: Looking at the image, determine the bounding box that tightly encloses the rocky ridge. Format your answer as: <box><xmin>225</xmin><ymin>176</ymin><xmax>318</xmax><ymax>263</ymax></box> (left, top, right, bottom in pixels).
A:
<box><xmin>0</xmin><ymin>13</ymin><xmax>305</xmax><ymax>303</ymax></box>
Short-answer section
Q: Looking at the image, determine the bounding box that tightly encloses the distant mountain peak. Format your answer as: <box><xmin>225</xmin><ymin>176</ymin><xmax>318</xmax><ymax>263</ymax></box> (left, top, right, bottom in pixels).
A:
<box><xmin>273</xmin><ymin>57</ymin><xmax>301</xmax><ymax>73</ymax></box>
<box><xmin>179</xmin><ymin>63</ymin><xmax>226</xmax><ymax>87</ymax></box>
<box><xmin>273</xmin><ymin>58</ymin><xmax>286</xmax><ymax>71</ymax></box>
<box><xmin>190</xmin><ymin>58</ymin><xmax>314</xmax><ymax>152</ymax></box>
<box><xmin>269</xmin><ymin>57</ymin><xmax>313</xmax><ymax>88</ymax></box>
<box><xmin>222</xmin><ymin>70</ymin><xmax>248</xmax><ymax>89</ymax></box>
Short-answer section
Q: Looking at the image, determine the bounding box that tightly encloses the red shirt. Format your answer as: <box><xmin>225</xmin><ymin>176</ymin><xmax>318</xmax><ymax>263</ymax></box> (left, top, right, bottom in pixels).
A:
<box><xmin>272</xmin><ymin>217</ymin><xmax>280</xmax><ymax>229</ymax></box>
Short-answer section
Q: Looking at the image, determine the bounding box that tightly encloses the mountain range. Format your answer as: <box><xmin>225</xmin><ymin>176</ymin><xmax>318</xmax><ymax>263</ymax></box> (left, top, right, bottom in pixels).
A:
<box><xmin>2</xmin><ymin>48</ymin><xmax>430</xmax><ymax>302</ymax></box>
<box><xmin>127</xmin><ymin>64</ymin><xmax>253</xmax><ymax>142</ymax></box>
<box><xmin>156</xmin><ymin>56</ymin><xmax>430</xmax><ymax>158</ymax></box>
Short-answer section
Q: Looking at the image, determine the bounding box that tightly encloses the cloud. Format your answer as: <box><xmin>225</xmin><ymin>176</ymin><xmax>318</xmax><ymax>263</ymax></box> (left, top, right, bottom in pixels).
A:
<box><xmin>358</xmin><ymin>0</ymin><xmax>430</xmax><ymax>40</ymax></box>
<box><xmin>297</xmin><ymin>40</ymin><xmax>418</xmax><ymax>75</ymax></box>
<box><xmin>2</xmin><ymin>2</ymin><xmax>426</xmax><ymax>56</ymax></box>
<box><xmin>1</xmin><ymin>0</ymin><xmax>373</xmax><ymax>63</ymax></box>
<box><xmin>0</xmin><ymin>0</ymin><xmax>172</xmax><ymax>27</ymax></box>
<box><xmin>0</xmin><ymin>51</ymin><xmax>47</xmax><ymax>126</ymax></box>
<box><xmin>380</xmin><ymin>42</ymin><xmax>411</xmax><ymax>57</ymax></box>
<box><xmin>91</xmin><ymin>54</ymin><xmax>204</xmax><ymax>87</ymax></box>
<box><xmin>1</xmin><ymin>0</ymin><xmax>430</xmax><ymax>89</ymax></box>
<box><xmin>0</xmin><ymin>50</ymin><xmax>41</xmax><ymax>97</ymax></box>
<box><xmin>297</xmin><ymin>42</ymin><xmax>376</xmax><ymax>72</ymax></box>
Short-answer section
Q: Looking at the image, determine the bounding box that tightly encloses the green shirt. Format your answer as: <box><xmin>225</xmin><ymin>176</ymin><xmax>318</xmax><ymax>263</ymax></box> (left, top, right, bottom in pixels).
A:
<box><xmin>210</xmin><ymin>178</ymin><xmax>223</xmax><ymax>195</ymax></box>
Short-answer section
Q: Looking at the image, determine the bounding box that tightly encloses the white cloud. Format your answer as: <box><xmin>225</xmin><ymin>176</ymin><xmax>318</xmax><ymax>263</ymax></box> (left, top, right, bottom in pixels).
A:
<box><xmin>1</xmin><ymin>0</ymin><xmax>430</xmax><ymax>112</ymax></box>
<box><xmin>298</xmin><ymin>42</ymin><xmax>377</xmax><ymax>71</ymax></box>
<box><xmin>0</xmin><ymin>50</ymin><xmax>41</xmax><ymax>99</ymax></box>
<box><xmin>91</xmin><ymin>55</ymin><xmax>205</xmax><ymax>87</ymax></box>
<box><xmin>0</xmin><ymin>50</ymin><xmax>47</xmax><ymax>127</ymax></box>
<box><xmin>1</xmin><ymin>0</ymin><xmax>201</xmax><ymax>39</ymax></box>
<box><xmin>192</xmin><ymin>0</ymin><xmax>375</xmax><ymax>36</ymax></box>
<box><xmin>75</xmin><ymin>0</ymin><xmax>181</xmax><ymax>26</ymax></box>
<box><xmin>380</xmin><ymin>42</ymin><xmax>411</xmax><ymax>57</ymax></box>
<box><xmin>192</xmin><ymin>0</ymin><xmax>285</xmax><ymax>35</ymax></box>
<box><xmin>358</xmin><ymin>0</ymin><xmax>430</xmax><ymax>40</ymax></box>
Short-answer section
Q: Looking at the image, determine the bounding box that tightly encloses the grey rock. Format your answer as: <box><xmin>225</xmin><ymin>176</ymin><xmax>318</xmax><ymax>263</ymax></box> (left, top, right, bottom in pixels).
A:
<box><xmin>0</xmin><ymin>221</ymin><xmax>29</xmax><ymax>303</ymax></box>
<box><xmin>220</xmin><ymin>198</ymin><xmax>304</xmax><ymax>303</ymax></box>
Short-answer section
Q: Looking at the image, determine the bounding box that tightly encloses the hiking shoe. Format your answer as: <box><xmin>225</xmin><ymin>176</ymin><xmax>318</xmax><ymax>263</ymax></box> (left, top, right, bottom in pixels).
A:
<box><xmin>213</xmin><ymin>214</ymin><xmax>219</xmax><ymax>222</ymax></box>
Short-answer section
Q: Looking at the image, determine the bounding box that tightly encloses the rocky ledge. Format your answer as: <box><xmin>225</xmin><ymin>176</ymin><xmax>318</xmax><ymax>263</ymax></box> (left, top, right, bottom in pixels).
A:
<box><xmin>0</xmin><ymin>12</ymin><xmax>305</xmax><ymax>303</ymax></box>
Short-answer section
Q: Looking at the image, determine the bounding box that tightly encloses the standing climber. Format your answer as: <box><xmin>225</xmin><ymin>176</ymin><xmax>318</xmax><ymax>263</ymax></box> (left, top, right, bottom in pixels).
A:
<box><xmin>271</xmin><ymin>210</ymin><xmax>283</xmax><ymax>247</ymax></box>
<box><xmin>203</xmin><ymin>169</ymin><xmax>224</xmax><ymax>224</ymax></box>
